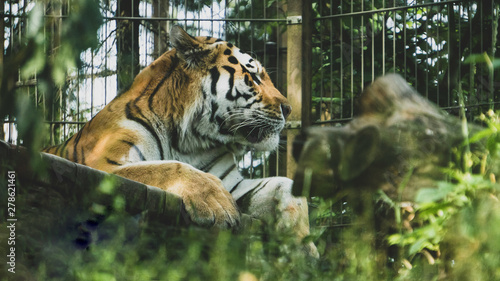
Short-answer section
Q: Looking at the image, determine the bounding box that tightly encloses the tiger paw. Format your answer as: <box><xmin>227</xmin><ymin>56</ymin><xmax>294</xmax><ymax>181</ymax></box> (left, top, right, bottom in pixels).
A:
<box><xmin>167</xmin><ymin>166</ymin><xmax>240</xmax><ymax>229</ymax></box>
<box><xmin>178</xmin><ymin>172</ymin><xmax>240</xmax><ymax>229</ymax></box>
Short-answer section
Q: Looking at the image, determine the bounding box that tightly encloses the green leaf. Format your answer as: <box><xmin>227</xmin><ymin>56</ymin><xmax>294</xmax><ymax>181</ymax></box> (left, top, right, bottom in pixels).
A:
<box><xmin>468</xmin><ymin>128</ymin><xmax>493</xmax><ymax>144</ymax></box>
<box><xmin>415</xmin><ymin>182</ymin><xmax>455</xmax><ymax>203</ymax></box>
<box><xmin>464</xmin><ymin>54</ymin><xmax>489</xmax><ymax>64</ymax></box>
<box><xmin>409</xmin><ymin>238</ymin><xmax>431</xmax><ymax>255</ymax></box>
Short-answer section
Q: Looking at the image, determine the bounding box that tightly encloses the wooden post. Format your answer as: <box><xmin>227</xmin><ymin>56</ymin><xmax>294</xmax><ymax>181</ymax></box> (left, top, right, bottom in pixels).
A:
<box><xmin>302</xmin><ymin>0</ymin><xmax>313</xmax><ymax>129</ymax></box>
<box><xmin>286</xmin><ymin>0</ymin><xmax>303</xmax><ymax>179</ymax></box>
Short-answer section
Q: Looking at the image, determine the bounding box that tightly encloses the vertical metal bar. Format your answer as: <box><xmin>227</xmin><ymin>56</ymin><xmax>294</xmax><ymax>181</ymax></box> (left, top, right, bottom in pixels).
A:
<box><xmin>275</xmin><ymin>0</ymin><xmax>280</xmax><ymax>91</ymax></box>
<box><xmin>104</xmin><ymin>18</ymin><xmax>108</xmax><ymax>106</ymax></box>
<box><xmin>250</xmin><ymin>0</ymin><xmax>254</xmax><ymax>52</ymax></box>
<box><xmin>382</xmin><ymin>0</ymin><xmax>385</xmax><ymax>75</ymax></box>
<box><xmin>132</xmin><ymin>0</ymin><xmax>135</xmax><ymax>84</ymax></box>
<box><xmin>61</xmin><ymin>0</ymin><xmax>65</xmax><ymax>141</ymax></box>
<box><xmin>447</xmin><ymin>2</ymin><xmax>452</xmax><ymax>106</ymax></box>
<box><xmin>403</xmin><ymin>9</ymin><xmax>407</xmax><ymax>80</ymax></box>
<box><xmin>319</xmin><ymin>3</ymin><xmax>324</xmax><ymax>120</ymax></box>
<box><xmin>328</xmin><ymin>0</ymin><xmax>333</xmax><ymax>121</ymax></box>
<box><xmin>237</xmin><ymin>0</ymin><xmax>241</xmax><ymax>44</ymax></box>
<box><xmin>436</xmin><ymin>5</ymin><xmax>440</xmax><ymax>106</ymax></box>
<box><xmin>360</xmin><ymin>0</ymin><xmax>364</xmax><ymax>89</ymax></box>
<box><xmin>340</xmin><ymin>1</ymin><xmax>344</xmax><ymax>118</ymax></box>
<box><xmin>371</xmin><ymin>0</ymin><xmax>375</xmax><ymax>82</ymax></box>
<box><xmin>480</xmin><ymin>0</ymin><xmax>484</xmax><ymax>105</ymax></box>
<box><xmin>143</xmin><ymin>0</ymin><xmax>147</xmax><ymax>68</ymax></box>
<box><xmin>351</xmin><ymin>0</ymin><xmax>354</xmax><ymax>118</ymax></box>
<box><xmin>468</xmin><ymin>2</ymin><xmax>473</xmax><ymax>102</ymax></box>
<box><xmin>458</xmin><ymin>4</ymin><xmax>462</xmax><ymax>104</ymax></box>
<box><xmin>77</xmin><ymin>68</ymin><xmax>80</xmax><ymax>129</ymax></box>
<box><xmin>392</xmin><ymin>2</ymin><xmax>396</xmax><ymax>73</ymax></box>
<box><xmin>224</xmin><ymin>0</ymin><xmax>227</xmax><ymax>39</ymax></box>
<box><xmin>263</xmin><ymin>0</ymin><xmax>267</xmax><ymax>72</ymax></box>
<box><xmin>210</xmin><ymin>0</ymin><xmax>213</xmax><ymax>34</ymax></box>
<box><xmin>8</xmin><ymin>1</ymin><xmax>14</xmax><ymax>143</ymax></box>
<box><xmin>414</xmin><ymin>6</ymin><xmax>418</xmax><ymax>90</ymax></box>
<box><xmin>197</xmin><ymin>2</ymin><xmax>200</xmax><ymax>35</ymax></box>
<box><xmin>91</xmin><ymin>50</ymin><xmax>94</xmax><ymax>117</ymax></box>
<box><xmin>425</xmin><ymin>6</ymin><xmax>429</xmax><ymax>99</ymax></box>
<box><xmin>492</xmin><ymin>0</ymin><xmax>498</xmax><ymax>110</ymax></box>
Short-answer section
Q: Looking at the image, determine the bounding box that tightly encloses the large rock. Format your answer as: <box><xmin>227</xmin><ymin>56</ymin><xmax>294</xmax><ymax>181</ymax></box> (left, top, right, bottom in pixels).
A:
<box><xmin>293</xmin><ymin>74</ymin><xmax>482</xmax><ymax>201</ymax></box>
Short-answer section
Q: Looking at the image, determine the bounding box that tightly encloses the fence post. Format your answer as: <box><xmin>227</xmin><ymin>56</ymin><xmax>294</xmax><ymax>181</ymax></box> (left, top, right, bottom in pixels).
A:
<box><xmin>302</xmin><ymin>0</ymin><xmax>312</xmax><ymax>129</ymax></box>
<box><xmin>286</xmin><ymin>0</ymin><xmax>303</xmax><ymax>179</ymax></box>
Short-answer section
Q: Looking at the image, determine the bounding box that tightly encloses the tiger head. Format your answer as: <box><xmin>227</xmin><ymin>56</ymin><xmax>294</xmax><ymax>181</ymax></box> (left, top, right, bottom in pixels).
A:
<box><xmin>169</xmin><ymin>26</ymin><xmax>291</xmax><ymax>153</ymax></box>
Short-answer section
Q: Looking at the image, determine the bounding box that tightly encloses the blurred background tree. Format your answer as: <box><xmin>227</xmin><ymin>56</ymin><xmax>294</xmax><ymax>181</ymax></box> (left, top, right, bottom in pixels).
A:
<box><xmin>1</xmin><ymin>0</ymin><xmax>102</xmax><ymax>157</ymax></box>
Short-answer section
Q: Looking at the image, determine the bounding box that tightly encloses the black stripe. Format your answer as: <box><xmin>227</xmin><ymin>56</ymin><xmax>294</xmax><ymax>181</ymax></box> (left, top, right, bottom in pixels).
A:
<box><xmin>228</xmin><ymin>56</ymin><xmax>238</xmax><ymax>64</ymax></box>
<box><xmin>219</xmin><ymin>163</ymin><xmax>236</xmax><ymax>181</ymax></box>
<box><xmin>244</xmin><ymin>96</ymin><xmax>262</xmax><ymax>109</ymax></box>
<box><xmin>250</xmin><ymin>73</ymin><xmax>261</xmax><ymax>85</ymax></box>
<box><xmin>209</xmin><ymin>67</ymin><xmax>220</xmax><ymax>96</ymax></box>
<box><xmin>81</xmin><ymin>146</ymin><xmax>86</xmax><ymax>165</ymax></box>
<box><xmin>106</xmin><ymin>158</ymin><xmax>122</xmax><ymax>166</ymax></box>
<box><xmin>125</xmin><ymin>102</ymin><xmax>164</xmax><ymax>160</ymax></box>
<box><xmin>121</xmin><ymin>140</ymin><xmax>146</xmax><ymax>161</ymax></box>
<box><xmin>240</xmin><ymin>64</ymin><xmax>250</xmax><ymax>74</ymax></box>
<box><xmin>55</xmin><ymin>134</ymin><xmax>73</xmax><ymax>156</ymax></box>
<box><xmin>209</xmin><ymin>101</ymin><xmax>219</xmax><ymax>123</ymax></box>
<box><xmin>235</xmin><ymin>89</ymin><xmax>253</xmax><ymax>101</ymax></box>
<box><xmin>244</xmin><ymin>180</ymin><xmax>267</xmax><ymax>195</ymax></box>
<box><xmin>244</xmin><ymin>75</ymin><xmax>252</xmax><ymax>87</ymax></box>
<box><xmin>222</xmin><ymin>66</ymin><xmax>236</xmax><ymax>101</ymax></box>
<box><xmin>215</xmin><ymin>116</ymin><xmax>231</xmax><ymax>135</ymax></box>
<box><xmin>229</xmin><ymin>179</ymin><xmax>245</xmax><ymax>193</ymax></box>
<box><xmin>72</xmin><ymin>125</ymin><xmax>86</xmax><ymax>162</ymax></box>
<box><xmin>147</xmin><ymin>56</ymin><xmax>179</xmax><ymax>113</ymax></box>
<box><xmin>53</xmin><ymin>145</ymin><xmax>62</xmax><ymax>156</ymax></box>
<box><xmin>200</xmin><ymin>152</ymin><xmax>227</xmax><ymax>171</ymax></box>
<box><xmin>54</xmin><ymin>144</ymin><xmax>62</xmax><ymax>156</ymax></box>
<box><xmin>169</xmin><ymin>119</ymin><xmax>180</xmax><ymax>152</ymax></box>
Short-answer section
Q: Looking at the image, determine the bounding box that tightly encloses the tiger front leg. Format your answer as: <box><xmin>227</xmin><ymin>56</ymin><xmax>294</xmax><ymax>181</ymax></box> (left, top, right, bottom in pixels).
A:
<box><xmin>113</xmin><ymin>161</ymin><xmax>240</xmax><ymax>229</ymax></box>
<box><xmin>236</xmin><ymin>177</ymin><xmax>319</xmax><ymax>260</ymax></box>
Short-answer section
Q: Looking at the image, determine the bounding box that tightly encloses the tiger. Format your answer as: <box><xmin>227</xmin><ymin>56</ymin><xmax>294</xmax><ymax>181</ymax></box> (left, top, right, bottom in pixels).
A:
<box><xmin>43</xmin><ymin>25</ymin><xmax>318</xmax><ymax>258</ymax></box>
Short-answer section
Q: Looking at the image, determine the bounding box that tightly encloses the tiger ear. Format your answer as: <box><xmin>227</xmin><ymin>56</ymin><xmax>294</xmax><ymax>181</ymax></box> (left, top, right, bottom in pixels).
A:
<box><xmin>169</xmin><ymin>25</ymin><xmax>212</xmax><ymax>68</ymax></box>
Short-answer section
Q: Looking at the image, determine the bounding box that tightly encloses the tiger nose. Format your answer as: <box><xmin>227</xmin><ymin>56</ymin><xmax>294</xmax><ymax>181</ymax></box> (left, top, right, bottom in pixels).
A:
<box><xmin>281</xmin><ymin>104</ymin><xmax>292</xmax><ymax>119</ymax></box>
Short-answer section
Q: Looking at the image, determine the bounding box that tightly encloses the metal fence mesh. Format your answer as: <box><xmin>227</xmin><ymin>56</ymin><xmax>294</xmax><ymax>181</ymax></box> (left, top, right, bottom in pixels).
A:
<box><xmin>312</xmin><ymin>0</ymin><xmax>499</xmax><ymax>127</ymax></box>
